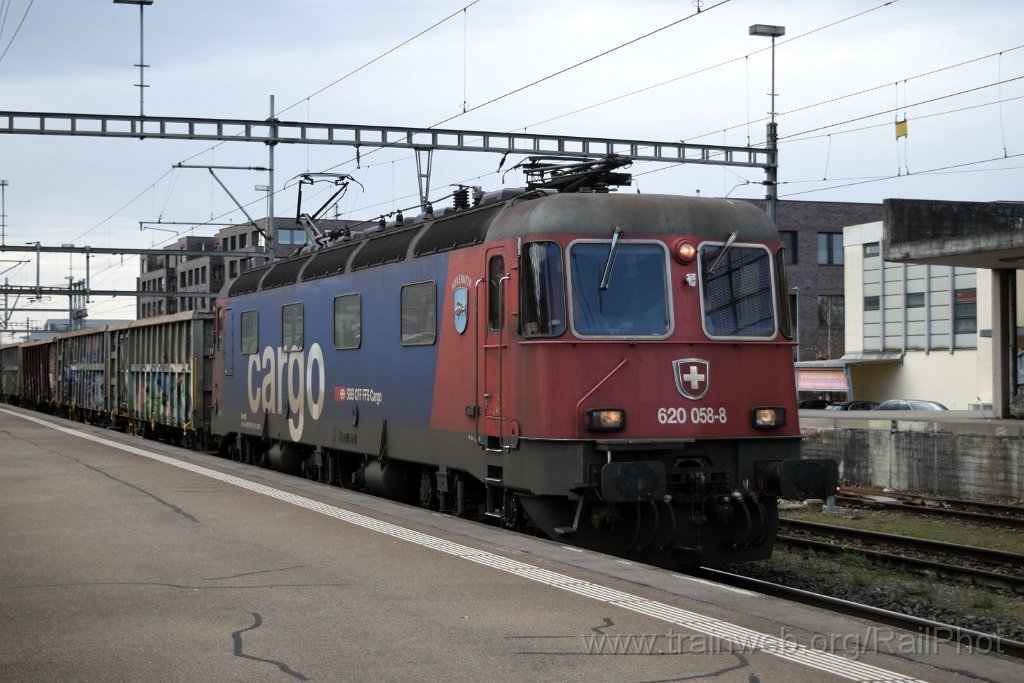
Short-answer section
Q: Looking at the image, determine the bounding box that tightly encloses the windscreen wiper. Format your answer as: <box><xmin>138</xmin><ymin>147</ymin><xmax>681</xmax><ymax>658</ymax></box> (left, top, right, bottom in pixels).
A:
<box><xmin>707</xmin><ymin>231</ymin><xmax>738</xmax><ymax>275</ymax></box>
<box><xmin>599</xmin><ymin>227</ymin><xmax>622</xmax><ymax>290</ymax></box>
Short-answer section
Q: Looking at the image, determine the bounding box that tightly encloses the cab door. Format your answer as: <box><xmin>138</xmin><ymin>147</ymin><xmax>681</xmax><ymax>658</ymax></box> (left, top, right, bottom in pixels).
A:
<box><xmin>477</xmin><ymin>247</ymin><xmax>518</xmax><ymax>450</ymax></box>
<box><xmin>223</xmin><ymin>306</ymin><xmax>234</xmax><ymax>378</ymax></box>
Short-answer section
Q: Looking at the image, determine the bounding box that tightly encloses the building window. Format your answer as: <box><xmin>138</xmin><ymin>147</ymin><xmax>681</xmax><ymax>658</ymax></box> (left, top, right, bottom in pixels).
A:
<box><xmin>780</xmin><ymin>231</ymin><xmax>797</xmax><ymax>265</ymax></box>
<box><xmin>954</xmin><ymin>288</ymin><xmax>976</xmax><ymax>334</ymax></box>
<box><xmin>864</xmin><ymin>242</ymin><xmax>880</xmax><ymax>258</ymax></box>
<box><xmin>230</xmin><ymin>236</ymin><xmax>237</xmax><ymax>251</ymax></box>
<box><xmin>864</xmin><ymin>295</ymin><xmax>880</xmax><ymax>312</ymax></box>
<box><xmin>907</xmin><ymin>292</ymin><xmax>925</xmax><ymax>308</ymax></box>
<box><xmin>817</xmin><ymin>233</ymin><xmax>843</xmax><ymax>265</ymax></box>
<box><xmin>282</xmin><ymin>303</ymin><xmax>304</xmax><ymax>351</ymax></box>
<box><xmin>239</xmin><ymin>233</ymin><xmax>247</xmax><ymax>249</ymax></box>
<box><xmin>278</xmin><ymin>228</ymin><xmax>307</xmax><ymax>246</ymax></box>
<box><xmin>333</xmin><ymin>294</ymin><xmax>361</xmax><ymax>349</ymax></box>
<box><xmin>229</xmin><ymin>260</ymin><xmax>238</xmax><ymax>278</ymax></box>
<box><xmin>401</xmin><ymin>281</ymin><xmax>436</xmax><ymax>346</ymax></box>
<box><xmin>240</xmin><ymin>310</ymin><xmax>258</xmax><ymax>354</ymax></box>
<box><xmin>201</xmin><ymin>266</ymin><xmax>207</xmax><ymax>284</ymax></box>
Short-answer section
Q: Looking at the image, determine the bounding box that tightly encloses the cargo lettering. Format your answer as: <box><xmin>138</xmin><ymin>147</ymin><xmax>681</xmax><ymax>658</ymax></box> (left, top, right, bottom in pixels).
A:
<box><xmin>246</xmin><ymin>343</ymin><xmax>325</xmax><ymax>441</ymax></box>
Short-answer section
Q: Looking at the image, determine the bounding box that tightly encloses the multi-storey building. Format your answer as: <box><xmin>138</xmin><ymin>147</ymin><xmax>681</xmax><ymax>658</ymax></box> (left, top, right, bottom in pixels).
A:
<box><xmin>137</xmin><ymin>217</ymin><xmax>358</xmax><ymax>320</ymax></box>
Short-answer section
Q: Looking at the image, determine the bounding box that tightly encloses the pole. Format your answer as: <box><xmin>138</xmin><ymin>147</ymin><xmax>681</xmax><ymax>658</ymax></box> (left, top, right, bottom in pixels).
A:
<box><xmin>137</xmin><ymin>3</ymin><xmax>146</xmax><ymax>117</ymax></box>
<box><xmin>0</xmin><ymin>179</ymin><xmax>7</xmax><ymax>246</ymax></box>
<box><xmin>766</xmin><ymin>34</ymin><xmax>778</xmax><ymax>226</ymax></box>
<box><xmin>267</xmin><ymin>95</ymin><xmax>276</xmax><ymax>262</ymax></box>
<box><xmin>34</xmin><ymin>242</ymin><xmax>40</xmax><ymax>299</ymax></box>
<box><xmin>749</xmin><ymin>24</ymin><xmax>784</xmax><ymax>225</ymax></box>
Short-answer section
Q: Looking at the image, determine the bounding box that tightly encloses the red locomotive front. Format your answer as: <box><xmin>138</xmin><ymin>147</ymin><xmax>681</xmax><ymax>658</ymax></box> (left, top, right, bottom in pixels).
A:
<box><xmin>431</xmin><ymin>191</ymin><xmax>835</xmax><ymax>565</ymax></box>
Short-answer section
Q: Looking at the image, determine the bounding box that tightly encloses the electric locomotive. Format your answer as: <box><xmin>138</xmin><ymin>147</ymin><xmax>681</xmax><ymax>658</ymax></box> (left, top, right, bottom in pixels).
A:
<box><xmin>211</xmin><ymin>158</ymin><xmax>837</xmax><ymax>567</ymax></box>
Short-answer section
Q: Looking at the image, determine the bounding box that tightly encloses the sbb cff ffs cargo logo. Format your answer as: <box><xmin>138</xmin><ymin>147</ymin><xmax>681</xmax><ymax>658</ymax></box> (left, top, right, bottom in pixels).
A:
<box><xmin>673</xmin><ymin>358</ymin><xmax>709</xmax><ymax>400</ymax></box>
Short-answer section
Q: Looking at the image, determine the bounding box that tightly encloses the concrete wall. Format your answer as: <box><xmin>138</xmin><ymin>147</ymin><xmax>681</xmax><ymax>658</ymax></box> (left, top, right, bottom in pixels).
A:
<box><xmin>800</xmin><ymin>415</ymin><xmax>1024</xmax><ymax>502</ymax></box>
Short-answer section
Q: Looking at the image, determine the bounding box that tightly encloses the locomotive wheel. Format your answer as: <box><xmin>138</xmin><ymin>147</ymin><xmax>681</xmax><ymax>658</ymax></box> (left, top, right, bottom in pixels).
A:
<box><xmin>501</xmin><ymin>493</ymin><xmax>524</xmax><ymax>531</ymax></box>
<box><xmin>418</xmin><ymin>469</ymin><xmax>438</xmax><ymax>510</ymax></box>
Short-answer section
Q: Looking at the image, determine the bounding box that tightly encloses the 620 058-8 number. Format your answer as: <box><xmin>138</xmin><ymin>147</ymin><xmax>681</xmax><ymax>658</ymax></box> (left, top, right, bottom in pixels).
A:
<box><xmin>657</xmin><ymin>406</ymin><xmax>728</xmax><ymax>425</ymax></box>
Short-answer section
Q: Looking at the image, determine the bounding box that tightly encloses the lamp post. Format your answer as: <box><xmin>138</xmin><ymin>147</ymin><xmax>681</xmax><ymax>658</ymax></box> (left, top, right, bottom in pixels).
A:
<box><xmin>749</xmin><ymin>23</ymin><xmax>785</xmax><ymax>226</ymax></box>
<box><xmin>113</xmin><ymin>0</ymin><xmax>154</xmax><ymax>117</ymax></box>
<box><xmin>0</xmin><ymin>179</ymin><xmax>8</xmax><ymax>247</ymax></box>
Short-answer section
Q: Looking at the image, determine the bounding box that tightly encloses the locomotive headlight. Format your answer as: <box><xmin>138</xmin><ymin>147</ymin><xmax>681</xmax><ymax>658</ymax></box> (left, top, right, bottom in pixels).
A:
<box><xmin>586</xmin><ymin>408</ymin><xmax>626</xmax><ymax>431</ymax></box>
<box><xmin>752</xmin><ymin>407</ymin><xmax>786</xmax><ymax>429</ymax></box>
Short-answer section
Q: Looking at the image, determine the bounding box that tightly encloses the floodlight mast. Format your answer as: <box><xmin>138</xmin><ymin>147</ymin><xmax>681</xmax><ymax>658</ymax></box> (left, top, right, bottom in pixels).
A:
<box><xmin>749</xmin><ymin>23</ymin><xmax>785</xmax><ymax>226</ymax></box>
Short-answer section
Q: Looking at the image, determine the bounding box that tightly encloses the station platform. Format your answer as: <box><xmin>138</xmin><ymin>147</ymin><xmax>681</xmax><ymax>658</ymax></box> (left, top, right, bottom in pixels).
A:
<box><xmin>1</xmin><ymin>404</ymin><xmax>1019</xmax><ymax>682</ymax></box>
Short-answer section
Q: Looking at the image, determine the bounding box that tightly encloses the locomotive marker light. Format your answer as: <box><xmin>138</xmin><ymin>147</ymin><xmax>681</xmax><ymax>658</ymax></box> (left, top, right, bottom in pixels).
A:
<box><xmin>672</xmin><ymin>239</ymin><xmax>696</xmax><ymax>264</ymax></box>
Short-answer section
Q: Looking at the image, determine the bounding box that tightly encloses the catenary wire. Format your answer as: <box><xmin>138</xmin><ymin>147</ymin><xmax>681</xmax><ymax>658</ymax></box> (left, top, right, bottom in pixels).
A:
<box><xmin>0</xmin><ymin>0</ymin><xmax>33</xmax><ymax>67</ymax></box>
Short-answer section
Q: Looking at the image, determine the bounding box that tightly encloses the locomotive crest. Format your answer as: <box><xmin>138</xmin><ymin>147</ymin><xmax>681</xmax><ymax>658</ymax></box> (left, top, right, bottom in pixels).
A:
<box><xmin>673</xmin><ymin>358</ymin><xmax>709</xmax><ymax>400</ymax></box>
<box><xmin>453</xmin><ymin>287</ymin><xmax>468</xmax><ymax>334</ymax></box>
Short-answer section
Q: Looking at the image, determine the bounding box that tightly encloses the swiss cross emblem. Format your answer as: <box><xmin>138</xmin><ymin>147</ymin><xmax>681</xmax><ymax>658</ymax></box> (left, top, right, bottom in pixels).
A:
<box><xmin>673</xmin><ymin>359</ymin><xmax>709</xmax><ymax>400</ymax></box>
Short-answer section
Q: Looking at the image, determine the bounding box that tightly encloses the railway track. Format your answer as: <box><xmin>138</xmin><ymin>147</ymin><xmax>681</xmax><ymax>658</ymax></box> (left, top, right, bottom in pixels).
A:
<box><xmin>693</xmin><ymin>567</ymin><xmax>1024</xmax><ymax>660</ymax></box>
<box><xmin>837</xmin><ymin>487</ymin><xmax>1024</xmax><ymax>529</ymax></box>
<box><xmin>777</xmin><ymin>518</ymin><xmax>1024</xmax><ymax>593</ymax></box>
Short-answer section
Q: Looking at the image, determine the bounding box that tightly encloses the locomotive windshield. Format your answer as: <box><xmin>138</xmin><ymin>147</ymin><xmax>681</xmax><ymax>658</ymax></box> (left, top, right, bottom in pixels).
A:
<box><xmin>568</xmin><ymin>240</ymin><xmax>670</xmax><ymax>337</ymax></box>
<box><xmin>699</xmin><ymin>242</ymin><xmax>776</xmax><ymax>338</ymax></box>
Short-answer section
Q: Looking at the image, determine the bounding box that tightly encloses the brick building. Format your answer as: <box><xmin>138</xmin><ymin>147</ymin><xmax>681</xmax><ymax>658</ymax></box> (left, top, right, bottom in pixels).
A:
<box><xmin>743</xmin><ymin>199</ymin><xmax>884</xmax><ymax>362</ymax></box>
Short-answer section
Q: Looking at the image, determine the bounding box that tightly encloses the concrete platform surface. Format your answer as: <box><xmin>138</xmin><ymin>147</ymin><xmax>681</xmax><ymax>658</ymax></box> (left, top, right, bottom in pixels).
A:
<box><xmin>1</xmin><ymin>405</ymin><xmax>1019</xmax><ymax>682</ymax></box>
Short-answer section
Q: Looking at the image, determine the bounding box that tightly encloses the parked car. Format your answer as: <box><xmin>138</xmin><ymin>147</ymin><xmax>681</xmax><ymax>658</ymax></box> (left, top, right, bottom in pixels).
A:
<box><xmin>826</xmin><ymin>400</ymin><xmax>880</xmax><ymax>411</ymax></box>
<box><xmin>873</xmin><ymin>399</ymin><xmax>948</xmax><ymax>411</ymax></box>
<box><xmin>797</xmin><ymin>399</ymin><xmax>830</xmax><ymax>409</ymax></box>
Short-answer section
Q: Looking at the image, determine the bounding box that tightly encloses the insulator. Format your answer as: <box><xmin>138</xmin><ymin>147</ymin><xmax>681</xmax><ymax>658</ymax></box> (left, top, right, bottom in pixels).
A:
<box><xmin>453</xmin><ymin>186</ymin><xmax>470</xmax><ymax>210</ymax></box>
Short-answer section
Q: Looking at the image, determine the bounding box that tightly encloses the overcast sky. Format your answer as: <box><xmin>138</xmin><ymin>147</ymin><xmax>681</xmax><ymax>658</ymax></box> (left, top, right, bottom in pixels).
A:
<box><xmin>1</xmin><ymin>0</ymin><xmax>1022</xmax><ymax>329</ymax></box>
